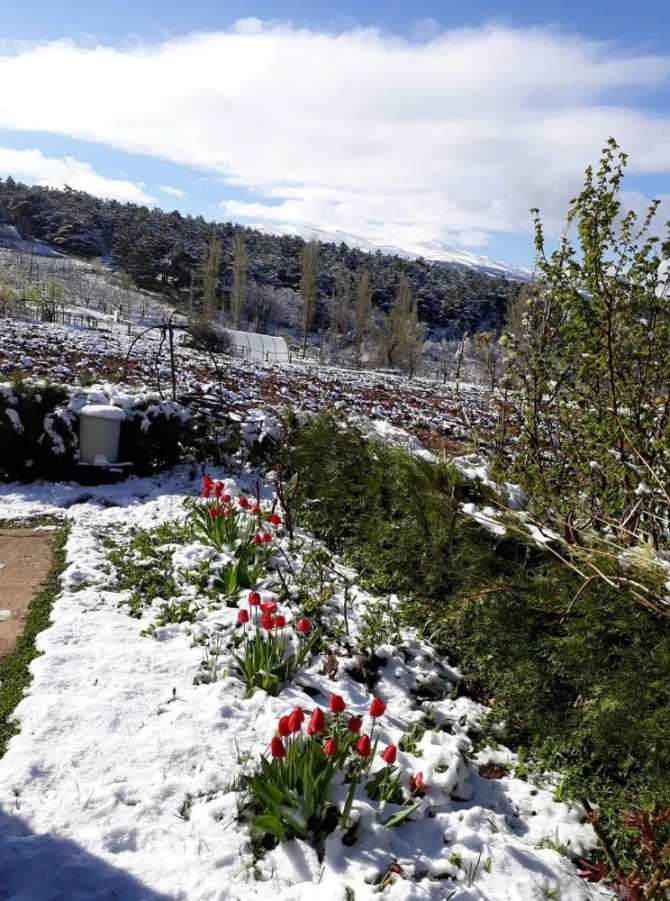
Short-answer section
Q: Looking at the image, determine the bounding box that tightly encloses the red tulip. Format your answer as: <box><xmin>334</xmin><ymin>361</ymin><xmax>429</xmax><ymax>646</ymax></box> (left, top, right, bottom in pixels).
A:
<box><xmin>221</xmin><ymin>506</ymin><xmax>232</xmax><ymax>516</ymax></box>
<box><xmin>288</xmin><ymin>707</ymin><xmax>304</xmax><ymax>733</ymax></box>
<box><xmin>307</xmin><ymin>707</ymin><xmax>326</xmax><ymax>736</ymax></box>
<box><xmin>323</xmin><ymin>737</ymin><xmax>337</xmax><ymax>757</ymax></box>
<box><xmin>209</xmin><ymin>506</ymin><xmax>222</xmax><ymax>517</ymax></box>
<box><xmin>275</xmin><ymin>614</ymin><xmax>286</xmax><ymax>628</ymax></box>
<box><xmin>238</xmin><ymin>496</ymin><xmax>249</xmax><ymax>509</ymax></box>
<box><xmin>248</xmin><ymin>591</ymin><xmax>261</xmax><ymax>607</ymax></box>
<box><xmin>250</xmin><ymin>503</ymin><xmax>260</xmax><ymax>515</ymax></box>
<box><xmin>268</xmin><ymin>513</ymin><xmax>281</xmax><ymax>525</ymax></box>
<box><xmin>347</xmin><ymin>716</ymin><xmax>362</xmax><ymax>733</ymax></box>
<box><xmin>260</xmin><ymin>613</ymin><xmax>274</xmax><ymax>630</ymax></box>
<box><xmin>252</xmin><ymin>533</ymin><xmax>262</xmax><ymax>545</ymax></box>
<box><xmin>260</xmin><ymin>600</ymin><xmax>277</xmax><ymax>613</ymax></box>
<box><xmin>237</xmin><ymin>609</ymin><xmax>249</xmax><ymax>624</ymax></box>
<box><xmin>262</xmin><ymin>532</ymin><xmax>272</xmax><ymax>543</ymax></box>
<box><xmin>277</xmin><ymin>716</ymin><xmax>291</xmax><ymax>737</ymax></box>
<box><xmin>221</xmin><ymin>493</ymin><xmax>232</xmax><ymax>503</ymax></box>
<box><xmin>381</xmin><ymin>744</ymin><xmax>397</xmax><ymax>765</ymax></box>
<box><xmin>270</xmin><ymin>736</ymin><xmax>286</xmax><ymax>758</ymax></box>
<box><xmin>355</xmin><ymin>734</ymin><xmax>371</xmax><ymax>757</ymax></box>
<box><xmin>409</xmin><ymin>772</ymin><xmax>428</xmax><ymax>795</ymax></box>
<box><xmin>295</xmin><ymin>617</ymin><xmax>311</xmax><ymax>634</ymax></box>
<box><xmin>214</xmin><ymin>481</ymin><xmax>224</xmax><ymax>498</ymax></box>
<box><xmin>201</xmin><ymin>475</ymin><xmax>213</xmax><ymax>498</ymax></box>
<box><xmin>329</xmin><ymin>693</ymin><xmax>345</xmax><ymax>714</ymax></box>
<box><xmin>369</xmin><ymin>697</ymin><xmax>386</xmax><ymax>718</ymax></box>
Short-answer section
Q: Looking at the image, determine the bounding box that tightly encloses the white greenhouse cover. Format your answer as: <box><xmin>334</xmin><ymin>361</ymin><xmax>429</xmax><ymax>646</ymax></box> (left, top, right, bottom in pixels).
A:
<box><xmin>226</xmin><ymin>329</ymin><xmax>290</xmax><ymax>362</ymax></box>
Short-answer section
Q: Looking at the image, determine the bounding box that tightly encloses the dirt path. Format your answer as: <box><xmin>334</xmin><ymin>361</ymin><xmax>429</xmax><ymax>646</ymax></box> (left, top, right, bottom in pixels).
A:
<box><xmin>0</xmin><ymin>529</ymin><xmax>55</xmax><ymax>661</ymax></box>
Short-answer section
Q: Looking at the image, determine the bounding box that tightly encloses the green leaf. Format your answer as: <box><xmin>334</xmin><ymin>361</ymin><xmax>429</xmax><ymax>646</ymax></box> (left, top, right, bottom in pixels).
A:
<box><xmin>381</xmin><ymin>802</ymin><xmax>420</xmax><ymax>828</ymax></box>
<box><xmin>251</xmin><ymin>814</ymin><xmax>285</xmax><ymax>839</ymax></box>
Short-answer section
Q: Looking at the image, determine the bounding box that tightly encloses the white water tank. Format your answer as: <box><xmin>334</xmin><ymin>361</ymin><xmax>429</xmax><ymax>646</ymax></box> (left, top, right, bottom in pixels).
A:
<box><xmin>79</xmin><ymin>404</ymin><xmax>125</xmax><ymax>464</ymax></box>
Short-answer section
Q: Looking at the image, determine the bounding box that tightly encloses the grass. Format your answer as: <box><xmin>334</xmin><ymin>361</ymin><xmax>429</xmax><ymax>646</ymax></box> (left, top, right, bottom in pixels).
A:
<box><xmin>0</xmin><ymin>520</ymin><xmax>68</xmax><ymax>757</ymax></box>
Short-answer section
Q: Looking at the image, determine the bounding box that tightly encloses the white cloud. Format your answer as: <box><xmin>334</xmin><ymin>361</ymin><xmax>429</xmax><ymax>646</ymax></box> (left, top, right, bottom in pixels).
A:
<box><xmin>0</xmin><ymin>146</ymin><xmax>155</xmax><ymax>203</ymax></box>
<box><xmin>0</xmin><ymin>23</ymin><xmax>668</xmax><ymax>249</ymax></box>
<box><xmin>159</xmin><ymin>184</ymin><xmax>186</xmax><ymax>198</ymax></box>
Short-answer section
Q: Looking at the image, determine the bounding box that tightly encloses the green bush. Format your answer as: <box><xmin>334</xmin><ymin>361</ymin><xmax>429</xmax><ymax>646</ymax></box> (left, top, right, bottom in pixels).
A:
<box><xmin>0</xmin><ymin>379</ymin><xmax>200</xmax><ymax>482</ymax></box>
<box><xmin>286</xmin><ymin>412</ymin><xmax>670</xmax><ymax>867</ymax></box>
<box><xmin>0</xmin><ymin>378</ymin><xmax>77</xmax><ymax>481</ymax></box>
<box><xmin>288</xmin><ymin>411</ymin><xmax>461</xmax><ymax>598</ymax></box>
<box><xmin>118</xmin><ymin>402</ymin><xmax>196</xmax><ymax>475</ymax></box>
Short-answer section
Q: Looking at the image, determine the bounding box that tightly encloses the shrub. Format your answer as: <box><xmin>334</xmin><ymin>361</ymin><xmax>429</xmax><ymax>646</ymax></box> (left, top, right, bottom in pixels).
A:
<box><xmin>117</xmin><ymin>398</ymin><xmax>196</xmax><ymax>475</ymax></box>
<box><xmin>0</xmin><ymin>377</ymin><xmax>77</xmax><ymax>481</ymax></box>
<box><xmin>283</xmin><ymin>411</ymin><xmax>670</xmax><ymax>870</ymax></box>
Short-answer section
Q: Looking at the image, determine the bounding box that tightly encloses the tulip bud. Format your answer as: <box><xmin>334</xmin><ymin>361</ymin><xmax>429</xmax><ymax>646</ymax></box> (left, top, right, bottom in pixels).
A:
<box><xmin>355</xmin><ymin>734</ymin><xmax>371</xmax><ymax>757</ymax></box>
<box><xmin>295</xmin><ymin>617</ymin><xmax>311</xmax><ymax>634</ymax></box>
<box><xmin>347</xmin><ymin>716</ymin><xmax>362</xmax><ymax>733</ymax></box>
<box><xmin>328</xmin><ymin>693</ymin><xmax>346</xmax><ymax>714</ymax></box>
<box><xmin>369</xmin><ymin>697</ymin><xmax>386</xmax><ymax>718</ymax></box>
<box><xmin>270</xmin><ymin>736</ymin><xmax>286</xmax><ymax>758</ymax></box>
<box><xmin>237</xmin><ymin>609</ymin><xmax>249</xmax><ymax>624</ymax></box>
<box><xmin>323</xmin><ymin>737</ymin><xmax>337</xmax><ymax>757</ymax></box>
<box><xmin>307</xmin><ymin>707</ymin><xmax>326</xmax><ymax>736</ymax></box>
<box><xmin>381</xmin><ymin>744</ymin><xmax>397</xmax><ymax>765</ymax></box>
<box><xmin>277</xmin><ymin>716</ymin><xmax>291</xmax><ymax>737</ymax></box>
<box><xmin>248</xmin><ymin>591</ymin><xmax>261</xmax><ymax>607</ymax></box>
<box><xmin>288</xmin><ymin>707</ymin><xmax>304</xmax><ymax>733</ymax></box>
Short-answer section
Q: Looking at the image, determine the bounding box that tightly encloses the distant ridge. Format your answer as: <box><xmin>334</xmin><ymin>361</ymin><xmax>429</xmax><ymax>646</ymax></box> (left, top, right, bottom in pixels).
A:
<box><xmin>253</xmin><ymin>223</ymin><xmax>531</xmax><ymax>282</ymax></box>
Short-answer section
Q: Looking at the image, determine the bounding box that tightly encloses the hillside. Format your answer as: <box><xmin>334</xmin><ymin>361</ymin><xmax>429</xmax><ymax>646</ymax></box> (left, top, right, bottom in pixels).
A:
<box><xmin>0</xmin><ymin>177</ymin><xmax>523</xmax><ymax>338</ymax></box>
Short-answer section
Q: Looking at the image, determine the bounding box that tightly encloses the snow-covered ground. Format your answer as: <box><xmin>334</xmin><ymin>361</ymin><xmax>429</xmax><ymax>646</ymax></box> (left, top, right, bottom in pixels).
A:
<box><xmin>0</xmin><ymin>312</ymin><xmax>496</xmax><ymax>453</ymax></box>
<box><xmin>0</xmin><ymin>470</ymin><xmax>612</xmax><ymax>901</ymax></box>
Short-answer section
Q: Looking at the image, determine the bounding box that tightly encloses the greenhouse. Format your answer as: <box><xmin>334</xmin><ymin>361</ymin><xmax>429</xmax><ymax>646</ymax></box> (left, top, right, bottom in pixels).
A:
<box><xmin>226</xmin><ymin>329</ymin><xmax>290</xmax><ymax>363</ymax></box>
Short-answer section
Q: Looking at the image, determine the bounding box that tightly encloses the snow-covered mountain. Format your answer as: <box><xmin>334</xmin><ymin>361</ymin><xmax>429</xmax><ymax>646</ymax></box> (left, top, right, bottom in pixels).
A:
<box><xmin>253</xmin><ymin>223</ymin><xmax>531</xmax><ymax>281</ymax></box>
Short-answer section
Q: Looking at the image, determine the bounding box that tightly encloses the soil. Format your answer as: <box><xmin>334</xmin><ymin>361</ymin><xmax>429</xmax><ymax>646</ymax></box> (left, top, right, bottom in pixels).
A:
<box><xmin>0</xmin><ymin>529</ymin><xmax>56</xmax><ymax>661</ymax></box>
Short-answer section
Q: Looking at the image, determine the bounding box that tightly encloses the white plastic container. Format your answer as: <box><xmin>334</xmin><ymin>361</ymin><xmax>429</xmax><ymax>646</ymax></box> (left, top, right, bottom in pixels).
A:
<box><xmin>78</xmin><ymin>404</ymin><xmax>125</xmax><ymax>464</ymax></box>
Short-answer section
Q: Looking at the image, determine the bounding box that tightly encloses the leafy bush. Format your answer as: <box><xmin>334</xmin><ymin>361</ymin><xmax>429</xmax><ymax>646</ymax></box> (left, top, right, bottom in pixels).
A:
<box><xmin>286</xmin><ymin>410</ymin><xmax>461</xmax><ymax>598</ymax></box>
<box><xmin>117</xmin><ymin>398</ymin><xmax>196</xmax><ymax>475</ymax></box>
<box><xmin>0</xmin><ymin>378</ymin><xmax>77</xmax><ymax>481</ymax></box>
<box><xmin>284</xmin><ymin>411</ymin><xmax>670</xmax><ymax>869</ymax></box>
<box><xmin>0</xmin><ymin>378</ymin><xmax>199</xmax><ymax>481</ymax></box>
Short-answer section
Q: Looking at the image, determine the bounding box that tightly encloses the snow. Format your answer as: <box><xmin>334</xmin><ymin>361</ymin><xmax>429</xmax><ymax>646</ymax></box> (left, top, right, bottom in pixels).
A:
<box><xmin>79</xmin><ymin>404</ymin><xmax>126</xmax><ymax>421</ymax></box>
<box><xmin>252</xmin><ymin>224</ymin><xmax>531</xmax><ymax>281</ymax></box>
<box><xmin>0</xmin><ymin>470</ymin><xmax>611</xmax><ymax>901</ymax></box>
<box><xmin>4</xmin><ymin>407</ymin><xmax>24</xmax><ymax>433</ymax></box>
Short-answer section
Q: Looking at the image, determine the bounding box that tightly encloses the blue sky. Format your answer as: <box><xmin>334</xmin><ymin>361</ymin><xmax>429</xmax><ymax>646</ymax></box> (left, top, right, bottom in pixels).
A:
<box><xmin>0</xmin><ymin>0</ymin><xmax>668</xmax><ymax>267</ymax></box>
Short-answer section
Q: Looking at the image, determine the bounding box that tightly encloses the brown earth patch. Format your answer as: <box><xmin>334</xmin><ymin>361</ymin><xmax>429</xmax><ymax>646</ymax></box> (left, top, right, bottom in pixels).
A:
<box><xmin>0</xmin><ymin>529</ymin><xmax>56</xmax><ymax>661</ymax></box>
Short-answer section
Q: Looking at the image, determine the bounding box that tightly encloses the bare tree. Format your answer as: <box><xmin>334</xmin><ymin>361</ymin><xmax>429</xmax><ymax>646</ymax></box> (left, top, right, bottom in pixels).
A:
<box><xmin>200</xmin><ymin>234</ymin><xmax>222</xmax><ymax>321</ymax></box>
<box><xmin>230</xmin><ymin>233</ymin><xmax>247</xmax><ymax>328</ymax></box>
<box><xmin>300</xmin><ymin>239</ymin><xmax>319</xmax><ymax>354</ymax></box>
<box><xmin>378</xmin><ymin>273</ymin><xmax>422</xmax><ymax>374</ymax></box>
<box><xmin>353</xmin><ymin>268</ymin><xmax>371</xmax><ymax>357</ymax></box>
